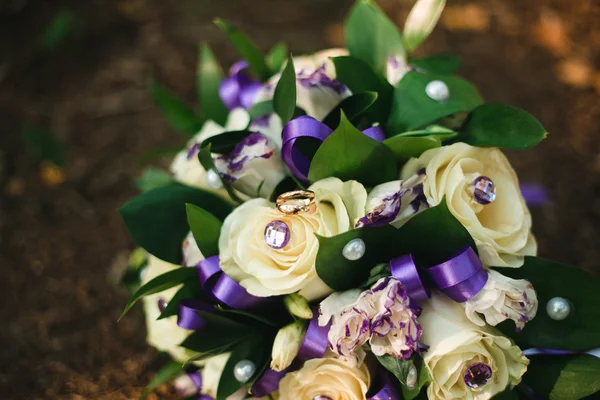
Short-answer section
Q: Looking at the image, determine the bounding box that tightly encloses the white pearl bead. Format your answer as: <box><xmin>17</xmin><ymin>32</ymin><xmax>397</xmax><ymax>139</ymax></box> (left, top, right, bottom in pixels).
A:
<box><xmin>206</xmin><ymin>169</ymin><xmax>223</xmax><ymax>190</ymax></box>
<box><xmin>406</xmin><ymin>364</ymin><xmax>418</xmax><ymax>390</ymax></box>
<box><xmin>546</xmin><ymin>297</ymin><xmax>571</xmax><ymax>321</ymax></box>
<box><xmin>425</xmin><ymin>80</ymin><xmax>450</xmax><ymax>102</ymax></box>
<box><xmin>342</xmin><ymin>238</ymin><xmax>366</xmax><ymax>261</ymax></box>
<box><xmin>233</xmin><ymin>359</ymin><xmax>256</xmax><ymax>383</ymax></box>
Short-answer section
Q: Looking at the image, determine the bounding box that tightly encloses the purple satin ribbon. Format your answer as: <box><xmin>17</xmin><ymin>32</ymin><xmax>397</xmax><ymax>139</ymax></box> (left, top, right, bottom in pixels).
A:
<box><xmin>424</xmin><ymin>247</ymin><xmax>488</xmax><ymax>303</ymax></box>
<box><xmin>177</xmin><ymin>299</ymin><xmax>214</xmax><ymax>330</ymax></box>
<box><xmin>251</xmin><ymin>368</ymin><xmax>288</xmax><ymax>397</ymax></box>
<box><xmin>520</xmin><ymin>183</ymin><xmax>549</xmax><ymax>206</ymax></box>
<box><xmin>389</xmin><ymin>253</ymin><xmax>430</xmax><ymax>303</ymax></box>
<box><xmin>195</xmin><ymin>256</ymin><xmax>271</xmax><ymax>310</ymax></box>
<box><xmin>219</xmin><ymin>60</ymin><xmax>261</xmax><ymax>110</ymax></box>
<box><xmin>281</xmin><ymin>116</ymin><xmax>386</xmax><ymax>183</ymax></box>
<box><xmin>297</xmin><ymin>312</ymin><xmax>330</xmax><ymax>360</ymax></box>
<box><xmin>367</xmin><ymin>372</ymin><xmax>401</xmax><ymax>400</ymax></box>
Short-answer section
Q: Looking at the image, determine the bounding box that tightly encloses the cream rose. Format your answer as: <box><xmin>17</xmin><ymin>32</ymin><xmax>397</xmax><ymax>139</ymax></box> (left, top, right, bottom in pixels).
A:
<box><xmin>170</xmin><ymin>108</ymin><xmax>250</xmax><ymax>190</ymax></box>
<box><xmin>278</xmin><ymin>358</ymin><xmax>370</xmax><ymax>400</ymax></box>
<box><xmin>219</xmin><ymin>178</ymin><xmax>367</xmax><ymax>300</ymax></box>
<box><xmin>421</xmin><ymin>292</ymin><xmax>529</xmax><ymax>400</ymax></box>
<box><xmin>401</xmin><ymin>142</ymin><xmax>537</xmax><ymax>267</ymax></box>
<box><xmin>141</xmin><ymin>256</ymin><xmax>194</xmax><ymax>362</ymax></box>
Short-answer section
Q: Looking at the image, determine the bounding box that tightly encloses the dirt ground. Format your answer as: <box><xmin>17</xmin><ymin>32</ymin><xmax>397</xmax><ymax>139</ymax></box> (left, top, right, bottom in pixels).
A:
<box><xmin>1</xmin><ymin>0</ymin><xmax>599</xmax><ymax>398</ymax></box>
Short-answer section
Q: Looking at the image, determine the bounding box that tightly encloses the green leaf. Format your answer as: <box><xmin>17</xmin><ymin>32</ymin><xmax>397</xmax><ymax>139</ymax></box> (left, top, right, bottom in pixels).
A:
<box><xmin>403</xmin><ymin>0</ymin><xmax>446</xmax><ymax>52</ymax></box>
<box><xmin>158</xmin><ymin>280</ymin><xmax>203</xmax><ymax>319</ymax></box>
<box><xmin>248</xmin><ymin>100</ymin><xmax>274</xmax><ymax>120</ymax></box>
<box><xmin>135</xmin><ymin>167</ymin><xmax>174</xmax><ymax>192</ymax></box>
<box><xmin>457</xmin><ymin>103</ymin><xmax>548</xmax><ymax>150</ymax></box>
<box><xmin>39</xmin><ymin>10</ymin><xmax>76</xmax><ymax>51</ymax></box>
<box><xmin>376</xmin><ymin>354</ymin><xmax>414</xmax><ymax>385</ymax></box>
<box><xmin>118</xmin><ymin>184</ymin><xmax>233</xmax><ymax>264</ymax></box>
<box><xmin>332</xmin><ymin>56</ymin><xmax>394</xmax><ymax>124</ymax></box>
<box><xmin>322</xmin><ymin>91</ymin><xmax>379</xmax><ymax>129</ymax></box>
<box><xmin>119</xmin><ymin>267</ymin><xmax>198</xmax><ymax>319</ymax></box>
<box><xmin>308</xmin><ymin>112</ymin><xmax>397</xmax><ymax>186</ymax></box>
<box><xmin>198</xmin><ymin>43</ymin><xmax>229</xmax><ymax>126</ymax></box>
<box><xmin>186</xmin><ymin>204</ymin><xmax>222</xmax><ymax>258</ymax></box>
<box><xmin>394</xmin><ymin>125</ymin><xmax>456</xmax><ymax>138</ymax></box>
<box><xmin>216</xmin><ymin>336</ymin><xmax>270</xmax><ymax>400</ymax></box>
<box><xmin>214</xmin><ymin>19</ymin><xmax>271</xmax><ymax>81</ymax></box>
<box><xmin>315</xmin><ymin>200</ymin><xmax>476</xmax><ymax>290</ymax></box>
<box><xmin>361</xmin><ymin>263</ymin><xmax>391</xmax><ymax>288</ymax></box>
<box><xmin>141</xmin><ymin>360</ymin><xmax>182</xmax><ymax>400</ymax></box>
<box><xmin>524</xmin><ymin>355</ymin><xmax>600</xmax><ymax>400</ymax></box>
<box><xmin>498</xmin><ymin>257</ymin><xmax>600</xmax><ymax>351</ymax></box>
<box><xmin>150</xmin><ymin>78</ymin><xmax>203</xmax><ymax>136</ymax></box>
<box><xmin>273</xmin><ymin>55</ymin><xmax>296</xmax><ymax>125</ymax></box>
<box><xmin>266</xmin><ymin>42</ymin><xmax>288</xmax><ymax>73</ymax></box>
<box><xmin>345</xmin><ymin>0</ymin><xmax>404</xmax><ymax>76</ymax></box>
<box><xmin>411</xmin><ymin>54</ymin><xmax>462</xmax><ymax>75</ymax></box>
<box><xmin>387</xmin><ymin>71</ymin><xmax>483</xmax><ymax>132</ymax></box>
<box><xmin>383</xmin><ymin>135</ymin><xmax>441</xmax><ymax>164</ymax></box>
<box><xmin>21</xmin><ymin>126</ymin><xmax>67</xmax><ymax>166</ymax></box>
<box><xmin>402</xmin><ymin>359</ymin><xmax>431</xmax><ymax>400</ymax></box>
<box><xmin>201</xmin><ymin>130</ymin><xmax>253</xmax><ymax>154</ymax></box>
<box><xmin>216</xmin><ymin>308</ymin><xmax>278</xmax><ymax>328</ymax></box>
<box><xmin>181</xmin><ymin>312</ymin><xmax>248</xmax><ymax>354</ymax></box>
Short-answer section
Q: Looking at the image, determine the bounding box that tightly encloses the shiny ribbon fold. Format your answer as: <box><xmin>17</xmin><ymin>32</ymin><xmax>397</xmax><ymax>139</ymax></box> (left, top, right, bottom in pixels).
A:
<box><xmin>282</xmin><ymin>116</ymin><xmax>386</xmax><ymax>183</ymax></box>
<box><xmin>219</xmin><ymin>60</ymin><xmax>262</xmax><ymax>110</ymax></box>
<box><xmin>390</xmin><ymin>247</ymin><xmax>487</xmax><ymax>304</ymax></box>
<box><xmin>297</xmin><ymin>312</ymin><xmax>330</xmax><ymax>361</ymax></box>
<box><xmin>367</xmin><ymin>371</ymin><xmax>401</xmax><ymax>400</ymax></box>
<box><xmin>251</xmin><ymin>368</ymin><xmax>288</xmax><ymax>398</ymax></box>
<box><xmin>176</xmin><ymin>255</ymin><xmax>273</xmax><ymax>329</ymax></box>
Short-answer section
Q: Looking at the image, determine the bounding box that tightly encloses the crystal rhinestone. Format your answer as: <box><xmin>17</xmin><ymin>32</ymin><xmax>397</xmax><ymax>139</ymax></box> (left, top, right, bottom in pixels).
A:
<box><xmin>205</xmin><ymin>169</ymin><xmax>224</xmax><ymax>190</ymax></box>
<box><xmin>464</xmin><ymin>363</ymin><xmax>493</xmax><ymax>389</ymax></box>
<box><xmin>546</xmin><ymin>297</ymin><xmax>571</xmax><ymax>321</ymax></box>
<box><xmin>157</xmin><ymin>298</ymin><xmax>167</xmax><ymax>313</ymax></box>
<box><xmin>264</xmin><ymin>220</ymin><xmax>291</xmax><ymax>249</ymax></box>
<box><xmin>472</xmin><ymin>176</ymin><xmax>497</xmax><ymax>205</ymax></box>
<box><xmin>342</xmin><ymin>238</ymin><xmax>366</xmax><ymax>261</ymax></box>
<box><xmin>406</xmin><ymin>364</ymin><xmax>418</xmax><ymax>390</ymax></box>
<box><xmin>233</xmin><ymin>360</ymin><xmax>256</xmax><ymax>383</ymax></box>
<box><xmin>425</xmin><ymin>80</ymin><xmax>450</xmax><ymax>102</ymax></box>
<box><xmin>312</xmin><ymin>396</ymin><xmax>333</xmax><ymax>400</ymax></box>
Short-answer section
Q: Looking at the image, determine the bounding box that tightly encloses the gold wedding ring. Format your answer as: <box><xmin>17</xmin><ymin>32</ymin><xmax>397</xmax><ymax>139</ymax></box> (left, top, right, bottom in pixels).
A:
<box><xmin>276</xmin><ymin>190</ymin><xmax>317</xmax><ymax>215</ymax></box>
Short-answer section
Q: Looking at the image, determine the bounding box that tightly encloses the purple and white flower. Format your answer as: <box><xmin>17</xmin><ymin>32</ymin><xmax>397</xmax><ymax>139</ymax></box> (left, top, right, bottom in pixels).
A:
<box><xmin>255</xmin><ymin>57</ymin><xmax>351</xmax><ymax>122</ymax></box>
<box><xmin>363</xmin><ymin>278</ymin><xmax>424</xmax><ymax>359</ymax></box>
<box><xmin>464</xmin><ymin>269</ymin><xmax>538</xmax><ymax>331</ymax></box>
<box><xmin>214</xmin><ymin>132</ymin><xmax>287</xmax><ymax>198</ymax></box>
<box><xmin>356</xmin><ymin>170</ymin><xmax>428</xmax><ymax>228</ymax></box>
<box><xmin>387</xmin><ymin>54</ymin><xmax>410</xmax><ymax>86</ymax></box>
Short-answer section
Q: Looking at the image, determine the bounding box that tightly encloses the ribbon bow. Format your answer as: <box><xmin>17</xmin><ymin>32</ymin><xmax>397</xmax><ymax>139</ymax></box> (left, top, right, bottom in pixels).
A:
<box><xmin>390</xmin><ymin>247</ymin><xmax>488</xmax><ymax>304</ymax></box>
<box><xmin>219</xmin><ymin>60</ymin><xmax>262</xmax><ymax>110</ymax></box>
<box><xmin>177</xmin><ymin>256</ymin><xmax>274</xmax><ymax>330</ymax></box>
<box><xmin>282</xmin><ymin>116</ymin><xmax>386</xmax><ymax>183</ymax></box>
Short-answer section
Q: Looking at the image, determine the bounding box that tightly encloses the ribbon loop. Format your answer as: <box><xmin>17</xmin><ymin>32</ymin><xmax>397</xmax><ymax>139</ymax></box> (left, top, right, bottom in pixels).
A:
<box><xmin>177</xmin><ymin>299</ymin><xmax>214</xmax><ymax>330</ymax></box>
<box><xmin>367</xmin><ymin>372</ymin><xmax>401</xmax><ymax>400</ymax></box>
<box><xmin>251</xmin><ymin>368</ymin><xmax>288</xmax><ymax>397</ymax></box>
<box><xmin>281</xmin><ymin>116</ymin><xmax>386</xmax><ymax>183</ymax></box>
<box><xmin>389</xmin><ymin>253</ymin><xmax>430</xmax><ymax>303</ymax></box>
<box><xmin>424</xmin><ymin>247</ymin><xmax>488</xmax><ymax>303</ymax></box>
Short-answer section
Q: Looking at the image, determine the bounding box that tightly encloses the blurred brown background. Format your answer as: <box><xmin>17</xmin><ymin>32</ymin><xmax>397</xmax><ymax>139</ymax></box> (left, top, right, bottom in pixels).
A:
<box><xmin>1</xmin><ymin>0</ymin><xmax>599</xmax><ymax>398</ymax></box>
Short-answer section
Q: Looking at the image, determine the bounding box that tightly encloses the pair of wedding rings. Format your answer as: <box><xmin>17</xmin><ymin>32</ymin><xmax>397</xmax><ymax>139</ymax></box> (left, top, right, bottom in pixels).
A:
<box><xmin>276</xmin><ymin>190</ymin><xmax>316</xmax><ymax>215</ymax></box>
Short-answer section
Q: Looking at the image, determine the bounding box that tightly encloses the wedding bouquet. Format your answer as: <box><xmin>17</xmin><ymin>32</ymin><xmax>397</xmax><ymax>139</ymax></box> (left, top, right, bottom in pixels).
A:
<box><xmin>118</xmin><ymin>1</ymin><xmax>600</xmax><ymax>399</ymax></box>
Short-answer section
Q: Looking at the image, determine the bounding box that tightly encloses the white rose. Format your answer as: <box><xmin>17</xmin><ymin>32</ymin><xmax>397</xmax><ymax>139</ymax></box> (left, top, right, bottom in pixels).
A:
<box><xmin>421</xmin><ymin>292</ymin><xmax>529</xmax><ymax>400</ymax></box>
<box><xmin>219</xmin><ymin>178</ymin><xmax>367</xmax><ymax>300</ymax></box>
<box><xmin>271</xmin><ymin>320</ymin><xmax>307</xmax><ymax>371</ymax></box>
<box><xmin>278</xmin><ymin>358</ymin><xmax>370</xmax><ymax>400</ymax></box>
<box><xmin>214</xmin><ymin>132</ymin><xmax>287</xmax><ymax>198</ymax></box>
<box><xmin>255</xmin><ymin>49</ymin><xmax>351</xmax><ymax>121</ymax></box>
<box><xmin>401</xmin><ymin>143</ymin><xmax>537</xmax><ymax>267</ymax></box>
<box><xmin>141</xmin><ymin>256</ymin><xmax>194</xmax><ymax>362</ymax></box>
<box><xmin>170</xmin><ymin>108</ymin><xmax>250</xmax><ymax>190</ymax></box>
<box><xmin>464</xmin><ymin>269</ymin><xmax>538</xmax><ymax>331</ymax></box>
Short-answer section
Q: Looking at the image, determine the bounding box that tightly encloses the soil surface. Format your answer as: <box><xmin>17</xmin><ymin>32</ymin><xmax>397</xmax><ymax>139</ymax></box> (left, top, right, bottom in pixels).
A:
<box><xmin>1</xmin><ymin>0</ymin><xmax>599</xmax><ymax>398</ymax></box>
